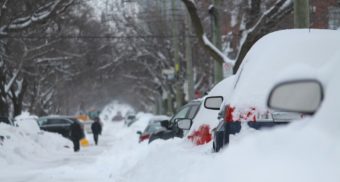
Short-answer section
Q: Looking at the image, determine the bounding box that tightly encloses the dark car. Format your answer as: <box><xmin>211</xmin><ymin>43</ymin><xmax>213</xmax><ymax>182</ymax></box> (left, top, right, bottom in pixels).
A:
<box><xmin>137</xmin><ymin>116</ymin><xmax>169</xmax><ymax>143</ymax></box>
<box><xmin>37</xmin><ymin>116</ymin><xmax>85</xmax><ymax>139</ymax></box>
<box><xmin>147</xmin><ymin>100</ymin><xmax>201</xmax><ymax>143</ymax></box>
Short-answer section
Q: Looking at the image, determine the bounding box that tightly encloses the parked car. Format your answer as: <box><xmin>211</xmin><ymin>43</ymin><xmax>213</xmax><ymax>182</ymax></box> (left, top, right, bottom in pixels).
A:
<box><xmin>137</xmin><ymin>115</ymin><xmax>170</xmax><ymax>143</ymax></box>
<box><xmin>112</xmin><ymin>111</ymin><xmax>124</xmax><ymax>122</ymax></box>
<box><xmin>212</xmin><ymin>29</ymin><xmax>340</xmax><ymax>152</ymax></box>
<box><xmin>37</xmin><ymin>116</ymin><xmax>85</xmax><ymax>139</ymax></box>
<box><xmin>186</xmin><ymin>76</ymin><xmax>235</xmax><ymax>146</ymax></box>
<box><xmin>125</xmin><ymin>112</ymin><xmax>137</xmax><ymax>127</ymax></box>
<box><xmin>147</xmin><ymin>100</ymin><xmax>202</xmax><ymax>143</ymax></box>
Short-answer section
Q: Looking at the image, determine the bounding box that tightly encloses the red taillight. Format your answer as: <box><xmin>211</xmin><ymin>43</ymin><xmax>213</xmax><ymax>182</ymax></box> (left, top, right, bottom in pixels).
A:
<box><xmin>224</xmin><ymin>105</ymin><xmax>235</xmax><ymax>123</ymax></box>
<box><xmin>187</xmin><ymin>124</ymin><xmax>212</xmax><ymax>145</ymax></box>
<box><xmin>139</xmin><ymin>134</ymin><xmax>150</xmax><ymax>142</ymax></box>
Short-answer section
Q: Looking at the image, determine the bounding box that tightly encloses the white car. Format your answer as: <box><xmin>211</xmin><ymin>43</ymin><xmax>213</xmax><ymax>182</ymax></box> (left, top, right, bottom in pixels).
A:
<box><xmin>213</xmin><ymin>29</ymin><xmax>340</xmax><ymax>151</ymax></box>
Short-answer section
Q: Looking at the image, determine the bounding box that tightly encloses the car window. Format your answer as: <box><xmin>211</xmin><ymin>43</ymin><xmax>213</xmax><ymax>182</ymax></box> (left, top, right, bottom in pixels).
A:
<box><xmin>187</xmin><ymin>105</ymin><xmax>200</xmax><ymax>119</ymax></box>
<box><xmin>145</xmin><ymin>123</ymin><xmax>163</xmax><ymax>133</ymax></box>
<box><xmin>37</xmin><ymin>118</ymin><xmax>47</xmax><ymax>126</ymax></box>
<box><xmin>46</xmin><ymin>119</ymin><xmax>71</xmax><ymax>125</ymax></box>
<box><xmin>69</xmin><ymin>118</ymin><xmax>79</xmax><ymax>123</ymax></box>
<box><xmin>170</xmin><ymin>106</ymin><xmax>191</xmax><ymax>123</ymax></box>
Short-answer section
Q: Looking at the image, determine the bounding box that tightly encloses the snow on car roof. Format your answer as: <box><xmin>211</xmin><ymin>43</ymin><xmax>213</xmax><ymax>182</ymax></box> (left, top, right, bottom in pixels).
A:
<box><xmin>229</xmin><ymin>29</ymin><xmax>340</xmax><ymax>111</ymax></box>
<box><xmin>149</xmin><ymin>115</ymin><xmax>170</xmax><ymax>123</ymax></box>
<box><xmin>190</xmin><ymin>75</ymin><xmax>236</xmax><ymax>131</ymax></box>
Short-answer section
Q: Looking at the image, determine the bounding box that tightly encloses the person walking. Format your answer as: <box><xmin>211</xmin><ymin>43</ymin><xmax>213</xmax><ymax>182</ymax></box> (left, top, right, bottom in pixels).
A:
<box><xmin>70</xmin><ymin>121</ymin><xmax>84</xmax><ymax>152</ymax></box>
<box><xmin>91</xmin><ymin>117</ymin><xmax>102</xmax><ymax>145</ymax></box>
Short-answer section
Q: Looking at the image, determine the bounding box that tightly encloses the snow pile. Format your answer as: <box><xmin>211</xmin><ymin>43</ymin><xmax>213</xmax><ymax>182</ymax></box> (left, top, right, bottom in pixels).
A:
<box><xmin>100</xmin><ymin>101</ymin><xmax>135</xmax><ymax>123</ymax></box>
<box><xmin>14</xmin><ymin>111</ymin><xmax>40</xmax><ymax>133</ymax></box>
<box><xmin>0</xmin><ymin>112</ymin><xmax>72</xmax><ymax>166</ymax></box>
<box><xmin>115</xmin><ymin>30</ymin><xmax>340</xmax><ymax>182</ymax></box>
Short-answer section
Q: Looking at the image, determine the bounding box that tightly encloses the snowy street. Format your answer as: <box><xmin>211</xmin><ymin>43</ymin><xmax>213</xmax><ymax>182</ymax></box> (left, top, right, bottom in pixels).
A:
<box><xmin>1</xmin><ymin>1</ymin><xmax>340</xmax><ymax>182</ymax></box>
<box><xmin>0</xmin><ymin>112</ymin><xmax>153</xmax><ymax>182</ymax></box>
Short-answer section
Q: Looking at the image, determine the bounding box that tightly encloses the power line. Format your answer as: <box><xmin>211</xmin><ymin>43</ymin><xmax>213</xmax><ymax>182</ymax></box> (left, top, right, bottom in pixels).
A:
<box><xmin>0</xmin><ymin>34</ymin><xmax>197</xmax><ymax>40</ymax></box>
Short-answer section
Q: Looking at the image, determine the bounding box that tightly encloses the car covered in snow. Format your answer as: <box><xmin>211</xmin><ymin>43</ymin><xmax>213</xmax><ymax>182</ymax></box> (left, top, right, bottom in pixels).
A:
<box><xmin>137</xmin><ymin>115</ymin><xmax>170</xmax><ymax>143</ymax></box>
<box><xmin>147</xmin><ymin>100</ymin><xmax>202</xmax><ymax>143</ymax></box>
<box><xmin>213</xmin><ymin>29</ymin><xmax>340</xmax><ymax>151</ymax></box>
<box><xmin>124</xmin><ymin>112</ymin><xmax>137</xmax><ymax>127</ymax></box>
<box><xmin>112</xmin><ymin>111</ymin><xmax>124</xmax><ymax>122</ymax></box>
<box><xmin>186</xmin><ymin>76</ymin><xmax>235</xmax><ymax>146</ymax></box>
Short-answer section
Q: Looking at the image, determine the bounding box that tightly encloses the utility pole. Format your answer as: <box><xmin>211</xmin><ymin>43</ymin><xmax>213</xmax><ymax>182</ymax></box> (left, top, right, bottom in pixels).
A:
<box><xmin>209</xmin><ymin>0</ymin><xmax>223</xmax><ymax>84</ymax></box>
<box><xmin>172</xmin><ymin>0</ymin><xmax>183</xmax><ymax>109</ymax></box>
<box><xmin>294</xmin><ymin>0</ymin><xmax>310</xmax><ymax>28</ymax></box>
<box><xmin>185</xmin><ymin>11</ymin><xmax>194</xmax><ymax>101</ymax></box>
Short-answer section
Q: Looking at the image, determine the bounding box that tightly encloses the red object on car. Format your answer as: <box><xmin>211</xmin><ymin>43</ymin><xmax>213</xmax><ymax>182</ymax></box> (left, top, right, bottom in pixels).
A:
<box><xmin>188</xmin><ymin>124</ymin><xmax>212</xmax><ymax>145</ymax></box>
<box><xmin>139</xmin><ymin>134</ymin><xmax>150</xmax><ymax>143</ymax></box>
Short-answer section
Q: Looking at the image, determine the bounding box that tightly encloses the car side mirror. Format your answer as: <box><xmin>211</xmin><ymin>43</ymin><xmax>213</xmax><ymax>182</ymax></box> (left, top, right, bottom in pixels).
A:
<box><xmin>136</xmin><ymin>131</ymin><xmax>142</xmax><ymax>135</ymax></box>
<box><xmin>267</xmin><ymin>79</ymin><xmax>324</xmax><ymax>115</ymax></box>
<box><xmin>204</xmin><ymin>96</ymin><xmax>223</xmax><ymax>110</ymax></box>
<box><xmin>177</xmin><ymin>118</ymin><xmax>193</xmax><ymax>130</ymax></box>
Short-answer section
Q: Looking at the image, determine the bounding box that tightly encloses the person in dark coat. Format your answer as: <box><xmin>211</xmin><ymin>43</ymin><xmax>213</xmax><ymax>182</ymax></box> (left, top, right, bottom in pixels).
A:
<box><xmin>70</xmin><ymin>121</ymin><xmax>84</xmax><ymax>152</ymax></box>
<box><xmin>91</xmin><ymin>117</ymin><xmax>102</xmax><ymax>145</ymax></box>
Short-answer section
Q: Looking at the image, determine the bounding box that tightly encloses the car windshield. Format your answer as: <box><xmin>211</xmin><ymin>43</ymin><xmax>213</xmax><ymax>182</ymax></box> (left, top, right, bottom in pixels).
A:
<box><xmin>144</xmin><ymin>122</ymin><xmax>163</xmax><ymax>133</ymax></box>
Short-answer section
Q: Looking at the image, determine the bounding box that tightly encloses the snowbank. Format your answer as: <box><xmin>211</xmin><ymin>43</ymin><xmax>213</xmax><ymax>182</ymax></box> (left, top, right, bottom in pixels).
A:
<box><xmin>116</xmin><ymin>30</ymin><xmax>340</xmax><ymax>182</ymax></box>
<box><xmin>0</xmin><ymin>112</ymin><xmax>72</xmax><ymax>166</ymax></box>
<box><xmin>100</xmin><ymin>101</ymin><xmax>135</xmax><ymax>123</ymax></box>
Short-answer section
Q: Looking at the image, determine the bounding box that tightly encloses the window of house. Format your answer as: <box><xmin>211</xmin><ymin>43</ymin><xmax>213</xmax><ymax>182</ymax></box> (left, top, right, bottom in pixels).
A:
<box><xmin>328</xmin><ymin>7</ymin><xmax>340</xmax><ymax>29</ymax></box>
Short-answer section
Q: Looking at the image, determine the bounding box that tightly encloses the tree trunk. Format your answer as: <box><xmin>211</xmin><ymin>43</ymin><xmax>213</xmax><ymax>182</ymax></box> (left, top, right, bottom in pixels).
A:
<box><xmin>294</xmin><ymin>0</ymin><xmax>310</xmax><ymax>28</ymax></box>
<box><xmin>210</xmin><ymin>0</ymin><xmax>223</xmax><ymax>83</ymax></box>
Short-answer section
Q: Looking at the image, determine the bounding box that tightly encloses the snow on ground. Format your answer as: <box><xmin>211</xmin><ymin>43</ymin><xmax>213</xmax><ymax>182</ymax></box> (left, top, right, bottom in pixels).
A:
<box><xmin>1</xmin><ymin>101</ymin><xmax>339</xmax><ymax>182</ymax></box>
<box><xmin>1</xmin><ymin>30</ymin><xmax>340</xmax><ymax>182</ymax></box>
<box><xmin>0</xmin><ymin>106</ymin><xmax>156</xmax><ymax>182</ymax></box>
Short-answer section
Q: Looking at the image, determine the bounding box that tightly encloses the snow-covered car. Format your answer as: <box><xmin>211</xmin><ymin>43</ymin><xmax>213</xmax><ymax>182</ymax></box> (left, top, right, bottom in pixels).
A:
<box><xmin>186</xmin><ymin>76</ymin><xmax>235</xmax><ymax>146</ymax></box>
<box><xmin>214</xmin><ymin>29</ymin><xmax>340</xmax><ymax>151</ymax></box>
<box><xmin>124</xmin><ymin>112</ymin><xmax>137</xmax><ymax>127</ymax></box>
<box><xmin>147</xmin><ymin>100</ymin><xmax>202</xmax><ymax>143</ymax></box>
<box><xmin>112</xmin><ymin>111</ymin><xmax>124</xmax><ymax>122</ymax></box>
<box><xmin>137</xmin><ymin>115</ymin><xmax>170</xmax><ymax>143</ymax></box>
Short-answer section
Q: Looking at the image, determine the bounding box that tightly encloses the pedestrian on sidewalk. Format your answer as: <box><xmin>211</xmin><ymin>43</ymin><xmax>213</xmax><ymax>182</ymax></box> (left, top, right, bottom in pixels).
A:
<box><xmin>70</xmin><ymin>121</ymin><xmax>84</xmax><ymax>152</ymax></box>
<box><xmin>91</xmin><ymin>117</ymin><xmax>102</xmax><ymax>145</ymax></box>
